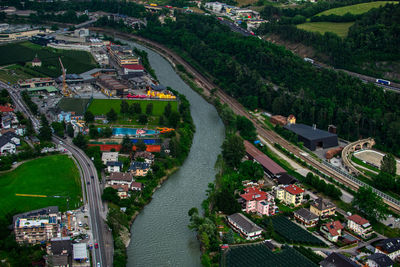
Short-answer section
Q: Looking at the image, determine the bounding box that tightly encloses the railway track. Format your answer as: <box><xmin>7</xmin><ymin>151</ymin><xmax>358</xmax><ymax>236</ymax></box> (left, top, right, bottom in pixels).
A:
<box><xmin>90</xmin><ymin>28</ymin><xmax>400</xmax><ymax>213</ymax></box>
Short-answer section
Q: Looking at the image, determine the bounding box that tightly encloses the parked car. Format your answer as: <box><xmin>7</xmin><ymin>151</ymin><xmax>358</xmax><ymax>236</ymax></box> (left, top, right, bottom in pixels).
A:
<box><xmin>95</xmin><ymin>243</ymin><xmax>99</xmax><ymax>249</ymax></box>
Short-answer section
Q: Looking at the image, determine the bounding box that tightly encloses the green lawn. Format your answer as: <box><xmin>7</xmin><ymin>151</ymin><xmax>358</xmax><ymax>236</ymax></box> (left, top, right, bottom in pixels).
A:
<box><xmin>297</xmin><ymin>22</ymin><xmax>354</xmax><ymax>38</ymax></box>
<box><xmin>0</xmin><ymin>155</ymin><xmax>82</xmax><ymax>217</ymax></box>
<box><xmin>88</xmin><ymin>99</ymin><xmax>178</xmax><ymax>116</ymax></box>
<box><xmin>0</xmin><ymin>41</ymin><xmax>98</xmax><ymax>78</ymax></box>
<box><xmin>316</xmin><ymin>1</ymin><xmax>398</xmax><ymax>16</ymax></box>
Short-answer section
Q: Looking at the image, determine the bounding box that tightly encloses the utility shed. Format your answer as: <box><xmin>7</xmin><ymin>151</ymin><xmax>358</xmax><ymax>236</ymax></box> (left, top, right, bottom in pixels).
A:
<box><xmin>284</xmin><ymin>123</ymin><xmax>338</xmax><ymax>151</ymax></box>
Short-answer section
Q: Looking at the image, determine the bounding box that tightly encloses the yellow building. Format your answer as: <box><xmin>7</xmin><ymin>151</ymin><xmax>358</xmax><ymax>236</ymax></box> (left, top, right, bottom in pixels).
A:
<box><xmin>147</xmin><ymin>89</ymin><xmax>176</xmax><ymax>99</ymax></box>
<box><xmin>287</xmin><ymin>114</ymin><xmax>296</xmax><ymax>125</ymax></box>
<box><xmin>275</xmin><ymin>184</ymin><xmax>304</xmax><ymax>206</ymax></box>
<box><xmin>310</xmin><ymin>198</ymin><xmax>336</xmax><ymax>217</ymax></box>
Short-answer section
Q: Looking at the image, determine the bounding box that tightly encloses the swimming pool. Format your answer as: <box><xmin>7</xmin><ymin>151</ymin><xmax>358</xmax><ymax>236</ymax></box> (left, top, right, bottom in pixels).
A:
<box><xmin>112</xmin><ymin>128</ymin><xmax>158</xmax><ymax>136</ymax></box>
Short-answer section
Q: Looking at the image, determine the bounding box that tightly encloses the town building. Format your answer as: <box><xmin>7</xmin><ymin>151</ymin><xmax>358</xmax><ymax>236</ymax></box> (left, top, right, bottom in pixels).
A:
<box><xmin>347</xmin><ymin>214</ymin><xmax>373</xmax><ymax>239</ymax></box>
<box><xmin>106</xmin><ymin>172</ymin><xmax>134</xmax><ymax>187</ymax></box>
<box><xmin>375</xmin><ymin>238</ymin><xmax>400</xmax><ymax>261</ymax></box>
<box><xmin>102</xmin><ymin>152</ymin><xmax>119</xmax><ymax>165</ymax></box>
<box><xmin>0</xmin><ymin>105</ymin><xmax>14</xmax><ymax>113</ymax></box>
<box><xmin>226</xmin><ymin>213</ymin><xmax>263</xmax><ymax>240</ymax></box>
<box><xmin>106</xmin><ymin>161</ymin><xmax>123</xmax><ymax>173</ymax></box>
<box><xmin>46</xmin><ymin>237</ymin><xmax>72</xmax><ymax>267</ymax></box>
<box><xmin>310</xmin><ymin>198</ymin><xmax>336</xmax><ymax>217</ymax></box>
<box><xmin>275</xmin><ymin>184</ymin><xmax>304</xmax><ymax>206</ymax></box>
<box><xmin>294</xmin><ymin>208</ymin><xmax>319</xmax><ymax>228</ymax></box>
<box><xmin>18</xmin><ymin>77</ymin><xmax>55</xmax><ymax>89</ymax></box>
<box><xmin>72</xmin><ymin>243</ymin><xmax>88</xmax><ymax>263</ymax></box>
<box><xmin>320</xmin><ymin>252</ymin><xmax>359</xmax><ymax>267</ymax></box>
<box><xmin>129</xmin><ymin>161</ymin><xmax>150</xmax><ymax>176</ymax></box>
<box><xmin>109</xmin><ymin>45</ymin><xmax>139</xmax><ymax>67</ymax></box>
<box><xmin>134</xmin><ymin>151</ymin><xmax>155</xmax><ymax>165</ymax></box>
<box><xmin>239</xmin><ymin>187</ymin><xmax>276</xmax><ymax>216</ymax></box>
<box><xmin>31</xmin><ymin>54</ymin><xmax>42</xmax><ymax>67</ymax></box>
<box><xmin>14</xmin><ymin>207</ymin><xmax>61</xmax><ymax>244</ymax></box>
<box><xmin>275</xmin><ymin>172</ymin><xmax>298</xmax><ymax>185</ymax></box>
<box><xmin>0</xmin><ymin>131</ymin><xmax>20</xmax><ymax>154</ymax></box>
<box><xmin>244</xmin><ymin>140</ymin><xmax>286</xmax><ymax>177</ymax></box>
<box><xmin>123</xmin><ymin>64</ymin><xmax>145</xmax><ymax>75</ymax></box>
<box><xmin>96</xmin><ymin>75</ymin><xmax>129</xmax><ymax>97</ymax></box>
<box><xmin>320</xmin><ymin>221</ymin><xmax>344</xmax><ymax>242</ymax></box>
<box><xmin>367</xmin><ymin>253</ymin><xmax>394</xmax><ymax>267</ymax></box>
<box><xmin>110</xmin><ymin>184</ymin><xmax>130</xmax><ymax>199</ymax></box>
<box><xmin>131</xmin><ymin>181</ymin><xmax>143</xmax><ymax>191</ymax></box>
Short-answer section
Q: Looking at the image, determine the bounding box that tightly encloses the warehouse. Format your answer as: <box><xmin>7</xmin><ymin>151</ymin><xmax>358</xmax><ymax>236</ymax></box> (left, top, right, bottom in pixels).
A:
<box><xmin>284</xmin><ymin>123</ymin><xmax>338</xmax><ymax>151</ymax></box>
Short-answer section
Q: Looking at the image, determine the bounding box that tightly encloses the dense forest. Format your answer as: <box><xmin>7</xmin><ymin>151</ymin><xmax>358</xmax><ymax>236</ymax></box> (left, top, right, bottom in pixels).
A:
<box><xmin>133</xmin><ymin>14</ymin><xmax>400</xmax><ymax>156</ymax></box>
<box><xmin>258</xmin><ymin>3</ymin><xmax>400</xmax><ymax>72</ymax></box>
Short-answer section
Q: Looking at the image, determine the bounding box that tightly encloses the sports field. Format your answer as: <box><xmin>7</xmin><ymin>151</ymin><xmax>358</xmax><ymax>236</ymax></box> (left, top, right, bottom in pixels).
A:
<box><xmin>88</xmin><ymin>99</ymin><xmax>178</xmax><ymax>116</ymax></box>
<box><xmin>0</xmin><ymin>41</ymin><xmax>98</xmax><ymax>78</ymax></box>
<box><xmin>0</xmin><ymin>155</ymin><xmax>82</xmax><ymax>217</ymax></box>
<box><xmin>297</xmin><ymin>22</ymin><xmax>354</xmax><ymax>38</ymax></box>
<box><xmin>316</xmin><ymin>1</ymin><xmax>398</xmax><ymax>16</ymax></box>
<box><xmin>57</xmin><ymin>98</ymin><xmax>90</xmax><ymax>115</ymax></box>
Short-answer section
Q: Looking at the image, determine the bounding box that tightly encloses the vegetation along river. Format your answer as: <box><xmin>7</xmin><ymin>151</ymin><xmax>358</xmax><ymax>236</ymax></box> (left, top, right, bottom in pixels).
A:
<box><xmin>122</xmin><ymin>40</ymin><xmax>225</xmax><ymax>266</ymax></box>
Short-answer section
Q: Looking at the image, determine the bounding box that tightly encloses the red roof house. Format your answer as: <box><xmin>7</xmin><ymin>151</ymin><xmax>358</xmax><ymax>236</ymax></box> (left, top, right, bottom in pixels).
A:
<box><xmin>0</xmin><ymin>105</ymin><xmax>14</xmax><ymax>113</ymax></box>
<box><xmin>321</xmin><ymin>220</ymin><xmax>344</xmax><ymax>242</ymax></box>
<box><xmin>284</xmin><ymin>184</ymin><xmax>304</xmax><ymax>195</ymax></box>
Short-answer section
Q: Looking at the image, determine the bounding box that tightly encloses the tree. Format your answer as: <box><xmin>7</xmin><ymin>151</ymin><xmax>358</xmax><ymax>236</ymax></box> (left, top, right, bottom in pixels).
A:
<box><xmin>136</xmin><ymin>139</ymin><xmax>147</xmax><ymax>152</ymax></box>
<box><xmin>67</xmin><ymin>123</ymin><xmax>74</xmax><ymax>137</ymax></box>
<box><xmin>133</xmin><ymin>103</ymin><xmax>141</xmax><ymax>114</ymax></box>
<box><xmin>236</xmin><ymin>116</ymin><xmax>257</xmax><ymax>141</ymax></box>
<box><xmin>50</xmin><ymin>24</ymin><xmax>59</xmax><ymax>31</ymax></box>
<box><xmin>102</xmin><ymin>187</ymin><xmax>120</xmax><ymax>205</ymax></box>
<box><xmin>102</xmin><ymin>127</ymin><xmax>113</xmax><ymax>138</ymax></box>
<box><xmin>381</xmin><ymin>153</ymin><xmax>397</xmax><ymax>176</ymax></box>
<box><xmin>239</xmin><ymin>160</ymin><xmax>264</xmax><ymax>179</ymax></box>
<box><xmin>51</xmin><ymin>122</ymin><xmax>64</xmax><ymax>137</ymax></box>
<box><xmin>374</xmin><ymin>172</ymin><xmax>395</xmax><ymax>191</ymax></box>
<box><xmin>39</xmin><ymin>124</ymin><xmax>52</xmax><ymax>141</ymax></box>
<box><xmin>25</xmin><ymin>119</ymin><xmax>34</xmax><ymax>136</ymax></box>
<box><xmin>106</xmin><ymin>108</ymin><xmax>118</xmax><ymax>122</ymax></box>
<box><xmin>120</xmin><ymin>135</ymin><xmax>132</xmax><ymax>154</ymax></box>
<box><xmin>222</xmin><ymin>135</ymin><xmax>245</xmax><ymax>169</ymax></box>
<box><xmin>138</xmin><ymin>114</ymin><xmax>148</xmax><ymax>124</ymax></box>
<box><xmin>159</xmin><ymin>115</ymin><xmax>165</xmax><ymax>125</ymax></box>
<box><xmin>352</xmin><ymin>186</ymin><xmax>389</xmax><ymax>222</ymax></box>
<box><xmin>84</xmin><ymin>110</ymin><xmax>94</xmax><ymax>123</ymax></box>
<box><xmin>164</xmin><ymin>102</ymin><xmax>172</xmax><ymax>117</ymax></box>
<box><xmin>89</xmin><ymin>125</ymin><xmax>99</xmax><ymax>139</ymax></box>
<box><xmin>120</xmin><ymin>100</ymin><xmax>129</xmax><ymax>114</ymax></box>
<box><xmin>73</xmin><ymin>133</ymin><xmax>87</xmax><ymax>149</ymax></box>
<box><xmin>146</xmin><ymin>103</ymin><xmax>153</xmax><ymax>115</ymax></box>
<box><xmin>224</xmin><ymin>229</ymin><xmax>235</xmax><ymax>244</ymax></box>
<box><xmin>168</xmin><ymin>111</ymin><xmax>180</xmax><ymax>128</ymax></box>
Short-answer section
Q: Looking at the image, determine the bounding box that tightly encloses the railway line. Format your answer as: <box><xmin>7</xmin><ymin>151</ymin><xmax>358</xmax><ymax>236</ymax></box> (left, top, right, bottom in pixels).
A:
<box><xmin>90</xmin><ymin>28</ymin><xmax>400</xmax><ymax>213</ymax></box>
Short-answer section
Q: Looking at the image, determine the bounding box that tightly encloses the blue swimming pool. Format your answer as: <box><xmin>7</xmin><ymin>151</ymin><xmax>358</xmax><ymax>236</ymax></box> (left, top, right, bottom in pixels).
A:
<box><xmin>99</xmin><ymin>128</ymin><xmax>158</xmax><ymax>136</ymax></box>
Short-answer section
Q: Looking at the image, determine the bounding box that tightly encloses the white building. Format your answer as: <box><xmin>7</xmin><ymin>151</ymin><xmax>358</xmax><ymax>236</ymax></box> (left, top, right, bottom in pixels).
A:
<box><xmin>102</xmin><ymin>152</ymin><xmax>119</xmax><ymax>165</ymax></box>
<box><xmin>347</xmin><ymin>214</ymin><xmax>373</xmax><ymax>239</ymax></box>
<box><xmin>226</xmin><ymin>213</ymin><xmax>263</xmax><ymax>240</ymax></box>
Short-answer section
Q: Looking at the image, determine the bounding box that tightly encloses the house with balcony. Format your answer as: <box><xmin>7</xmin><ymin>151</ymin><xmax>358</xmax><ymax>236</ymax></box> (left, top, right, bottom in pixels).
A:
<box><xmin>134</xmin><ymin>151</ymin><xmax>155</xmax><ymax>165</ymax></box>
<box><xmin>106</xmin><ymin>172</ymin><xmax>134</xmax><ymax>187</ymax></box>
<box><xmin>347</xmin><ymin>214</ymin><xmax>373</xmax><ymax>239</ymax></box>
<box><xmin>275</xmin><ymin>184</ymin><xmax>304</xmax><ymax>206</ymax></box>
<box><xmin>226</xmin><ymin>213</ymin><xmax>263</xmax><ymax>240</ymax></box>
<box><xmin>106</xmin><ymin>161</ymin><xmax>123</xmax><ymax>173</ymax></box>
<box><xmin>239</xmin><ymin>187</ymin><xmax>276</xmax><ymax>216</ymax></box>
<box><xmin>375</xmin><ymin>238</ymin><xmax>400</xmax><ymax>261</ymax></box>
<box><xmin>294</xmin><ymin>208</ymin><xmax>319</xmax><ymax>228</ymax></box>
<box><xmin>129</xmin><ymin>161</ymin><xmax>150</xmax><ymax>176</ymax></box>
<box><xmin>310</xmin><ymin>198</ymin><xmax>336</xmax><ymax>217</ymax></box>
<box><xmin>367</xmin><ymin>253</ymin><xmax>394</xmax><ymax>267</ymax></box>
<box><xmin>320</xmin><ymin>221</ymin><xmax>344</xmax><ymax>242</ymax></box>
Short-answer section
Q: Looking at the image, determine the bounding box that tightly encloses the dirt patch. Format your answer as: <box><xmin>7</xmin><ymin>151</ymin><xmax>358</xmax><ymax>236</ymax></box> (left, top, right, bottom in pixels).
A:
<box><xmin>354</xmin><ymin>150</ymin><xmax>400</xmax><ymax>175</ymax></box>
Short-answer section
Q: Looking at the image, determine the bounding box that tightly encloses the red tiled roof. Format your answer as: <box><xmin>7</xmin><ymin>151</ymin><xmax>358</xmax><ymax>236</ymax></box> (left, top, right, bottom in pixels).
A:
<box><xmin>110</xmin><ymin>184</ymin><xmax>129</xmax><ymax>192</ymax></box>
<box><xmin>324</xmin><ymin>221</ymin><xmax>343</xmax><ymax>237</ymax></box>
<box><xmin>131</xmin><ymin>182</ymin><xmax>143</xmax><ymax>189</ymax></box>
<box><xmin>0</xmin><ymin>105</ymin><xmax>14</xmax><ymax>112</ymax></box>
<box><xmin>123</xmin><ymin>64</ymin><xmax>144</xmax><ymax>70</ymax></box>
<box><xmin>348</xmin><ymin>214</ymin><xmax>369</xmax><ymax>225</ymax></box>
<box><xmin>241</xmin><ymin>187</ymin><xmax>267</xmax><ymax>201</ymax></box>
<box><xmin>284</xmin><ymin>184</ymin><xmax>304</xmax><ymax>195</ymax></box>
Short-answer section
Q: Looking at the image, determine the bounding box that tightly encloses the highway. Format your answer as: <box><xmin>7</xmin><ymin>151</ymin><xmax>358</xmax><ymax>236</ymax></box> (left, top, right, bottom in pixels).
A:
<box><xmin>89</xmin><ymin>28</ymin><xmax>400</xmax><ymax>213</ymax></box>
<box><xmin>0</xmin><ymin>81</ymin><xmax>109</xmax><ymax>267</ymax></box>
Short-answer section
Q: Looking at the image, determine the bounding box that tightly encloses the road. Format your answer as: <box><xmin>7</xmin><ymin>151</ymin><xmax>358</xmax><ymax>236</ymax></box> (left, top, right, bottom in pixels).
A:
<box><xmin>1</xmin><ymin>81</ymin><xmax>111</xmax><ymax>267</ymax></box>
<box><xmin>89</xmin><ymin>28</ymin><xmax>400</xmax><ymax>213</ymax></box>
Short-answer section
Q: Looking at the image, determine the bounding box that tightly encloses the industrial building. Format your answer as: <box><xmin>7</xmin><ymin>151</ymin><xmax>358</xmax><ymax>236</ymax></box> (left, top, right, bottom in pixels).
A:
<box><xmin>18</xmin><ymin>77</ymin><xmax>55</xmax><ymax>89</ymax></box>
<box><xmin>109</xmin><ymin>45</ymin><xmax>139</xmax><ymax>67</ymax></box>
<box><xmin>95</xmin><ymin>75</ymin><xmax>129</xmax><ymax>96</ymax></box>
<box><xmin>284</xmin><ymin>123</ymin><xmax>339</xmax><ymax>151</ymax></box>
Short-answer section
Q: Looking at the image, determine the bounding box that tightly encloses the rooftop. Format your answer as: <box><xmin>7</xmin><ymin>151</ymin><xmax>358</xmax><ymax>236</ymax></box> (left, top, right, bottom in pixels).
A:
<box><xmin>26</xmin><ymin>86</ymin><xmax>58</xmax><ymax>93</ymax></box>
<box><xmin>348</xmin><ymin>214</ymin><xmax>370</xmax><ymax>227</ymax></box>
<box><xmin>294</xmin><ymin>208</ymin><xmax>319</xmax><ymax>221</ymax></box>
<box><xmin>376</xmin><ymin>238</ymin><xmax>400</xmax><ymax>254</ymax></box>
<box><xmin>320</xmin><ymin>252</ymin><xmax>359</xmax><ymax>267</ymax></box>
<box><xmin>123</xmin><ymin>64</ymin><xmax>144</xmax><ymax>70</ymax></box>
<box><xmin>284</xmin><ymin>123</ymin><xmax>337</xmax><ymax>141</ymax></box>
<box><xmin>73</xmin><ymin>243</ymin><xmax>87</xmax><ymax>260</ymax></box>
<box><xmin>106</xmin><ymin>161</ymin><xmax>123</xmax><ymax>167</ymax></box>
<box><xmin>107</xmin><ymin>172</ymin><xmax>133</xmax><ymax>182</ymax></box>
<box><xmin>323</xmin><ymin>221</ymin><xmax>344</xmax><ymax>237</ymax></box>
<box><xmin>227</xmin><ymin>213</ymin><xmax>263</xmax><ymax>234</ymax></box>
<box><xmin>240</xmin><ymin>187</ymin><xmax>268</xmax><ymax>201</ymax></box>
<box><xmin>311</xmin><ymin>198</ymin><xmax>335</xmax><ymax>211</ymax></box>
<box><xmin>129</xmin><ymin>161</ymin><xmax>150</xmax><ymax>171</ymax></box>
<box><xmin>244</xmin><ymin>140</ymin><xmax>285</xmax><ymax>175</ymax></box>
<box><xmin>284</xmin><ymin>184</ymin><xmax>304</xmax><ymax>195</ymax></box>
<box><xmin>368</xmin><ymin>253</ymin><xmax>394</xmax><ymax>267</ymax></box>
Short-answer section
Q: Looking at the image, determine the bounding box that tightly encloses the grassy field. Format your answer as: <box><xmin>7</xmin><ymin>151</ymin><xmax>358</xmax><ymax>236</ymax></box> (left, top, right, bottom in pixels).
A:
<box><xmin>297</xmin><ymin>22</ymin><xmax>354</xmax><ymax>38</ymax></box>
<box><xmin>57</xmin><ymin>98</ymin><xmax>91</xmax><ymax>115</ymax></box>
<box><xmin>316</xmin><ymin>1</ymin><xmax>398</xmax><ymax>16</ymax></box>
<box><xmin>0</xmin><ymin>155</ymin><xmax>82</xmax><ymax>217</ymax></box>
<box><xmin>0</xmin><ymin>41</ymin><xmax>98</xmax><ymax>78</ymax></box>
<box><xmin>88</xmin><ymin>99</ymin><xmax>178</xmax><ymax>116</ymax></box>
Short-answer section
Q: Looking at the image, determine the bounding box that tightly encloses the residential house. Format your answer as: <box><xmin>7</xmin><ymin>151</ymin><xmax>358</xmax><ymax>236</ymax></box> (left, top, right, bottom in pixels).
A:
<box><xmin>46</xmin><ymin>237</ymin><xmax>72</xmax><ymax>267</ymax></box>
<box><xmin>1</xmin><ymin>113</ymin><xmax>13</xmax><ymax>128</ymax></box>
<box><xmin>110</xmin><ymin>184</ymin><xmax>129</xmax><ymax>199</ymax></box>
<box><xmin>106</xmin><ymin>161</ymin><xmax>123</xmax><ymax>173</ymax></box>
<box><xmin>129</xmin><ymin>161</ymin><xmax>150</xmax><ymax>176</ymax></box>
<box><xmin>131</xmin><ymin>182</ymin><xmax>143</xmax><ymax>191</ymax></box>
<box><xmin>320</xmin><ymin>221</ymin><xmax>344</xmax><ymax>242</ymax></box>
<box><xmin>0</xmin><ymin>105</ymin><xmax>14</xmax><ymax>113</ymax></box>
<box><xmin>134</xmin><ymin>151</ymin><xmax>155</xmax><ymax>165</ymax></box>
<box><xmin>275</xmin><ymin>184</ymin><xmax>304</xmax><ymax>206</ymax></box>
<box><xmin>375</xmin><ymin>238</ymin><xmax>400</xmax><ymax>261</ymax></box>
<box><xmin>14</xmin><ymin>208</ymin><xmax>61</xmax><ymax>244</ymax></box>
<box><xmin>367</xmin><ymin>253</ymin><xmax>394</xmax><ymax>267</ymax></box>
<box><xmin>275</xmin><ymin>172</ymin><xmax>298</xmax><ymax>185</ymax></box>
<box><xmin>106</xmin><ymin>172</ymin><xmax>134</xmax><ymax>187</ymax></box>
<box><xmin>239</xmin><ymin>187</ymin><xmax>276</xmax><ymax>216</ymax></box>
<box><xmin>294</xmin><ymin>208</ymin><xmax>319</xmax><ymax>228</ymax></box>
<box><xmin>347</xmin><ymin>214</ymin><xmax>373</xmax><ymax>239</ymax></box>
<box><xmin>310</xmin><ymin>198</ymin><xmax>336</xmax><ymax>217</ymax></box>
<box><xmin>226</xmin><ymin>213</ymin><xmax>263</xmax><ymax>240</ymax></box>
<box><xmin>102</xmin><ymin>152</ymin><xmax>119</xmax><ymax>165</ymax></box>
<box><xmin>320</xmin><ymin>252</ymin><xmax>359</xmax><ymax>267</ymax></box>
<box><xmin>0</xmin><ymin>131</ymin><xmax>20</xmax><ymax>154</ymax></box>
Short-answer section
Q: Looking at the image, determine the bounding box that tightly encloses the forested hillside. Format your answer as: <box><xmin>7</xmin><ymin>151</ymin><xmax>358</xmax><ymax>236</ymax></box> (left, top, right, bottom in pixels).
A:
<box><xmin>258</xmin><ymin>3</ymin><xmax>400</xmax><ymax>74</ymax></box>
<box><xmin>138</xmin><ymin>14</ymin><xmax>400</xmax><ymax>155</ymax></box>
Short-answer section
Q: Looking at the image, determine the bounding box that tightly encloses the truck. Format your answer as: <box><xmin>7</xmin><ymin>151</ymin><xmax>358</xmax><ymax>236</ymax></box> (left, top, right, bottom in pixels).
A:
<box><xmin>376</xmin><ymin>79</ymin><xmax>391</xmax><ymax>86</ymax></box>
<box><xmin>150</xmin><ymin>3</ymin><xmax>158</xmax><ymax>6</ymax></box>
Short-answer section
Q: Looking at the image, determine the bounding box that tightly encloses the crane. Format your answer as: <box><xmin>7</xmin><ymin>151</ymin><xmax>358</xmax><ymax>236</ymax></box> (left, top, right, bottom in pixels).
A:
<box><xmin>59</xmin><ymin>57</ymin><xmax>70</xmax><ymax>96</ymax></box>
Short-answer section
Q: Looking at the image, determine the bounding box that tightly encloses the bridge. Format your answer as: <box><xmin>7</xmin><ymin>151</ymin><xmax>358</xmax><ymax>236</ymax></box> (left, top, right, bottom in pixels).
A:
<box><xmin>341</xmin><ymin>138</ymin><xmax>375</xmax><ymax>175</ymax></box>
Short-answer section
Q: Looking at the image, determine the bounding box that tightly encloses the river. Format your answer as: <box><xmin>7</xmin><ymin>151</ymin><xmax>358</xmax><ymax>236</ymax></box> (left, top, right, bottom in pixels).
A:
<box><xmin>121</xmin><ymin>40</ymin><xmax>225</xmax><ymax>266</ymax></box>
